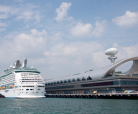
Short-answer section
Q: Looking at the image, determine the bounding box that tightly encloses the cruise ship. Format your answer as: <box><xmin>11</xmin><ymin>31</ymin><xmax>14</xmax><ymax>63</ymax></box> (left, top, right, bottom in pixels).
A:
<box><xmin>0</xmin><ymin>59</ymin><xmax>45</xmax><ymax>98</ymax></box>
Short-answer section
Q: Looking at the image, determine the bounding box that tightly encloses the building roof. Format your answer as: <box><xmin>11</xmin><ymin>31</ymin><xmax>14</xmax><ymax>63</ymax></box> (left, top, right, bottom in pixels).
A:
<box><xmin>45</xmin><ymin>56</ymin><xmax>138</xmax><ymax>84</ymax></box>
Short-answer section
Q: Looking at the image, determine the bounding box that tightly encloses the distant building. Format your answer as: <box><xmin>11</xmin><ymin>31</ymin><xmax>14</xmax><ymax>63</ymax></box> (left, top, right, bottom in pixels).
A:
<box><xmin>45</xmin><ymin>48</ymin><xmax>138</xmax><ymax>94</ymax></box>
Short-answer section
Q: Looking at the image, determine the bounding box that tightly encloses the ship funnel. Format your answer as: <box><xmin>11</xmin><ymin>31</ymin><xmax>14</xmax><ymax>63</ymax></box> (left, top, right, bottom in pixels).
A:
<box><xmin>22</xmin><ymin>59</ymin><xmax>27</xmax><ymax>68</ymax></box>
<box><xmin>14</xmin><ymin>60</ymin><xmax>21</xmax><ymax>68</ymax></box>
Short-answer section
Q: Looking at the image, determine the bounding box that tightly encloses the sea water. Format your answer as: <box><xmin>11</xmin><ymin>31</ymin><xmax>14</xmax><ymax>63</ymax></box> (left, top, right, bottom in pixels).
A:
<box><xmin>0</xmin><ymin>98</ymin><xmax>138</xmax><ymax>114</ymax></box>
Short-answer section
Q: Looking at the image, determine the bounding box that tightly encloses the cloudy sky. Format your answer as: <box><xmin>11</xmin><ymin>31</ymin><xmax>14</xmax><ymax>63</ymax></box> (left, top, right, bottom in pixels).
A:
<box><xmin>0</xmin><ymin>0</ymin><xmax>138</xmax><ymax>79</ymax></box>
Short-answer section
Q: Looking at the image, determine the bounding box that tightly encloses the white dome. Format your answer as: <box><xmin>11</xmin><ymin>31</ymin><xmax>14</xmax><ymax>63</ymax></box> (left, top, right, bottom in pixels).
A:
<box><xmin>105</xmin><ymin>48</ymin><xmax>118</xmax><ymax>55</ymax></box>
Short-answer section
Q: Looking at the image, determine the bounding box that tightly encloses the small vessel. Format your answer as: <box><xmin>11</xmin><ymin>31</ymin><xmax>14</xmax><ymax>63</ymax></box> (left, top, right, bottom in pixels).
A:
<box><xmin>0</xmin><ymin>59</ymin><xmax>45</xmax><ymax>98</ymax></box>
<box><xmin>0</xmin><ymin>94</ymin><xmax>5</xmax><ymax>98</ymax></box>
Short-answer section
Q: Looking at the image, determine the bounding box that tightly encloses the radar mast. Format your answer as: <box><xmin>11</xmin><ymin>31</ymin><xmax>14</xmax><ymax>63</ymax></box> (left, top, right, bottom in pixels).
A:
<box><xmin>105</xmin><ymin>48</ymin><xmax>118</xmax><ymax>76</ymax></box>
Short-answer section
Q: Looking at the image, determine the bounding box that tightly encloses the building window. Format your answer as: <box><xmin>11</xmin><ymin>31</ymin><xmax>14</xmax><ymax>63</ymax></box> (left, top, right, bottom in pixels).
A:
<box><xmin>82</xmin><ymin>77</ymin><xmax>86</xmax><ymax>81</ymax></box>
<box><xmin>60</xmin><ymin>80</ymin><xmax>63</xmax><ymax>83</ymax></box>
<box><xmin>133</xmin><ymin>74</ymin><xmax>138</xmax><ymax>77</ymax></box>
<box><xmin>77</xmin><ymin>78</ymin><xmax>80</xmax><ymax>81</ymax></box>
<box><xmin>64</xmin><ymin>80</ymin><xmax>67</xmax><ymax>83</ymax></box>
<box><xmin>114</xmin><ymin>81</ymin><xmax>119</xmax><ymax>85</ymax></box>
<box><xmin>68</xmin><ymin>79</ymin><xmax>71</xmax><ymax>83</ymax></box>
<box><xmin>87</xmin><ymin>76</ymin><xmax>92</xmax><ymax>80</ymax></box>
<box><xmin>72</xmin><ymin>79</ymin><xmax>76</xmax><ymax>82</ymax></box>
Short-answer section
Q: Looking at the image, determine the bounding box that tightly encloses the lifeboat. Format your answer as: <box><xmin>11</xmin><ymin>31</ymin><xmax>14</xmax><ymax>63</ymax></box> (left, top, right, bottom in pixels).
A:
<box><xmin>9</xmin><ymin>84</ymin><xmax>14</xmax><ymax>88</ymax></box>
<box><xmin>2</xmin><ymin>86</ymin><xmax>6</xmax><ymax>89</ymax></box>
<box><xmin>0</xmin><ymin>87</ymin><xmax>1</xmax><ymax>90</ymax></box>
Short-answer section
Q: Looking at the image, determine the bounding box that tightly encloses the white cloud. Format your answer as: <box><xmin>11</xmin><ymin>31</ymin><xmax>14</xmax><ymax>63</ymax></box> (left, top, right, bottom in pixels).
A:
<box><xmin>14</xmin><ymin>29</ymin><xmax>47</xmax><ymax>55</ymax></box>
<box><xmin>0</xmin><ymin>21</ymin><xmax>7</xmax><ymax>32</ymax></box>
<box><xmin>0</xmin><ymin>5</ymin><xmax>10</xmax><ymax>13</ymax></box>
<box><xmin>70</xmin><ymin>21</ymin><xmax>106</xmax><ymax>38</ymax></box>
<box><xmin>0</xmin><ymin>28</ymin><xmax>137</xmax><ymax>79</ymax></box>
<box><xmin>92</xmin><ymin>51</ymin><xmax>109</xmax><ymax>68</ymax></box>
<box><xmin>55</xmin><ymin>2</ymin><xmax>72</xmax><ymax>21</ymax></box>
<box><xmin>0</xmin><ymin>4</ymin><xmax>41</xmax><ymax>22</ymax></box>
<box><xmin>0</xmin><ymin>5</ymin><xmax>11</xmax><ymax>19</ymax></box>
<box><xmin>43</xmin><ymin>43</ymin><xmax>107</xmax><ymax>76</ymax></box>
<box><xmin>0</xmin><ymin>28</ymin><xmax>5</xmax><ymax>32</ymax></box>
<box><xmin>15</xmin><ymin>4</ymin><xmax>41</xmax><ymax>22</ymax></box>
<box><xmin>0</xmin><ymin>21</ymin><xmax>7</xmax><ymax>27</ymax></box>
<box><xmin>16</xmin><ymin>11</ymin><xmax>33</xmax><ymax>21</ymax></box>
<box><xmin>0</xmin><ymin>29</ymin><xmax>47</xmax><ymax>63</ymax></box>
<box><xmin>113</xmin><ymin>43</ymin><xmax>138</xmax><ymax>59</ymax></box>
<box><xmin>93</xmin><ymin>21</ymin><xmax>106</xmax><ymax>37</ymax></box>
<box><xmin>112</xmin><ymin>11</ymin><xmax>138</xmax><ymax>27</ymax></box>
<box><xmin>43</xmin><ymin>41</ymin><xmax>103</xmax><ymax>76</ymax></box>
<box><xmin>70</xmin><ymin>22</ymin><xmax>93</xmax><ymax>37</ymax></box>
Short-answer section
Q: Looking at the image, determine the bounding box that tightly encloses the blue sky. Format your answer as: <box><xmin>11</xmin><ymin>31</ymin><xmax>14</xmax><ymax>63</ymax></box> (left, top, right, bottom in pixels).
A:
<box><xmin>0</xmin><ymin>0</ymin><xmax>138</xmax><ymax>79</ymax></box>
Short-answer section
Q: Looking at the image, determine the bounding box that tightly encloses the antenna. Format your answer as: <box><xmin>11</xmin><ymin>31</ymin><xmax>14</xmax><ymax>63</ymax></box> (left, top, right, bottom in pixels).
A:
<box><xmin>105</xmin><ymin>48</ymin><xmax>118</xmax><ymax>76</ymax></box>
<box><xmin>105</xmin><ymin>48</ymin><xmax>118</xmax><ymax>63</ymax></box>
<box><xmin>14</xmin><ymin>60</ymin><xmax>21</xmax><ymax>68</ymax></box>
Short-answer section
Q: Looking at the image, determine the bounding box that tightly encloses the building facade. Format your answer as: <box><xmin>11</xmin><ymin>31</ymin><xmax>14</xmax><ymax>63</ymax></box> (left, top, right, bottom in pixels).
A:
<box><xmin>45</xmin><ymin>56</ymin><xmax>138</xmax><ymax>94</ymax></box>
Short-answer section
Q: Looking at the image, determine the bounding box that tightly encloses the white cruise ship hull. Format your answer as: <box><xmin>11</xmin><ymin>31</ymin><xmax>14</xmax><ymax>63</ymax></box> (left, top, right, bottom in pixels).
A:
<box><xmin>0</xmin><ymin>89</ymin><xmax>45</xmax><ymax>98</ymax></box>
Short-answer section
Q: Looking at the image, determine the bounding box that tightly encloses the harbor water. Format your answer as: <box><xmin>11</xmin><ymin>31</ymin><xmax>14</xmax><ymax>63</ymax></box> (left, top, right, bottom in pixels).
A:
<box><xmin>0</xmin><ymin>98</ymin><xmax>138</xmax><ymax>114</ymax></box>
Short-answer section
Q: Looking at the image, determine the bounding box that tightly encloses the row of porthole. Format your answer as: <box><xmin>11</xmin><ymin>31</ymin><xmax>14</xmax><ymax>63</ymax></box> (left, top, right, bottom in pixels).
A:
<box><xmin>20</xmin><ymin>92</ymin><xmax>43</xmax><ymax>93</ymax></box>
<box><xmin>45</xmin><ymin>76</ymin><xmax>92</xmax><ymax>85</ymax></box>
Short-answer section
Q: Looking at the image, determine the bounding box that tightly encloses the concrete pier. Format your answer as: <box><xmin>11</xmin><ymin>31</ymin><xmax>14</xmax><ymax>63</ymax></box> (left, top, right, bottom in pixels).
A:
<box><xmin>45</xmin><ymin>93</ymin><xmax>138</xmax><ymax>99</ymax></box>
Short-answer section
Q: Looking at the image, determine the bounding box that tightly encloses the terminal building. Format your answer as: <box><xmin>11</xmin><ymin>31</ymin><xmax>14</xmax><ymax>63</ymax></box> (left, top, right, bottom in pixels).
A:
<box><xmin>45</xmin><ymin>48</ymin><xmax>138</xmax><ymax>94</ymax></box>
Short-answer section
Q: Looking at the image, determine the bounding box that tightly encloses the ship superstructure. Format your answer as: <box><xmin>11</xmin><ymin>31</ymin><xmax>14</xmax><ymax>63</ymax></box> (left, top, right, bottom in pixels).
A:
<box><xmin>0</xmin><ymin>59</ymin><xmax>45</xmax><ymax>98</ymax></box>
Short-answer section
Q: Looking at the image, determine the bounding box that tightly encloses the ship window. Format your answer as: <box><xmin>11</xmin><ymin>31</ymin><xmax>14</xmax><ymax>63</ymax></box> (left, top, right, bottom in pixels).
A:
<box><xmin>38</xmin><ymin>89</ymin><xmax>40</xmax><ymax>90</ymax></box>
<box><xmin>38</xmin><ymin>86</ymin><xmax>44</xmax><ymax>87</ymax></box>
<box><xmin>30</xmin><ymin>89</ymin><xmax>34</xmax><ymax>90</ymax></box>
<box><xmin>26</xmin><ymin>89</ymin><xmax>29</xmax><ymax>90</ymax></box>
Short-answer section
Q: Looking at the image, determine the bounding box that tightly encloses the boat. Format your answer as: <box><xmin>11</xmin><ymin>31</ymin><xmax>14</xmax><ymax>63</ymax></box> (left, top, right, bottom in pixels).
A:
<box><xmin>0</xmin><ymin>94</ymin><xmax>5</xmax><ymax>98</ymax></box>
<box><xmin>0</xmin><ymin>59</ymin><xmax>45</xmax><ymax>98</ymax></box>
